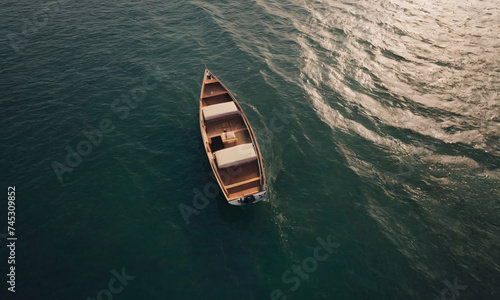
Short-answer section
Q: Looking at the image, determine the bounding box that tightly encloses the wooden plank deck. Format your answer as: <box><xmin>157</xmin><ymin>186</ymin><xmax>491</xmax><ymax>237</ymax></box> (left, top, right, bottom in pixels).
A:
<box><xmin>219</xmin><ymin>160</ymin><xmax>260</xmax><ymax>186</ymax></box>
<box><xmin>206</xmin><ymin>116</ymin><xmax>247</xmax><ymax>138</ymax></box>
<box><xmin>225</xmin><ymin>176</ymin><xmax>260</xmax><ymax>190</ymax></box>
<box><xmin>202</xmin><ymin>94</ymin><xmax>233</xmax><ymax>107</ymax></box>
<box><xmin>202</xmin><ymin>82</ymin><xmax>227</xmax><ymax>99</ymax></box>
<box><xmin>228</xmin><ymin>184</ymin><xmax>261</xmax><ymax>199</ymax></box>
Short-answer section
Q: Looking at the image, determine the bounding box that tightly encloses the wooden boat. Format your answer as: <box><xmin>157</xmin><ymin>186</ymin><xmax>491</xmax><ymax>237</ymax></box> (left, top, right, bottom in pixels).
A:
<box><xmin>199</xmin><ymin>69</ymin><xmax>267</xmax><ymax>205</ymax></box>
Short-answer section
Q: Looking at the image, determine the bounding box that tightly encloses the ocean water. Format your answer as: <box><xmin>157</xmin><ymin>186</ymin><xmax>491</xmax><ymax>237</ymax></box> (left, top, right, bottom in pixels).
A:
<box><xmin>1</xmin><ymin>0</ymin><xmax>499</xmax><ymax>299</ymax></box>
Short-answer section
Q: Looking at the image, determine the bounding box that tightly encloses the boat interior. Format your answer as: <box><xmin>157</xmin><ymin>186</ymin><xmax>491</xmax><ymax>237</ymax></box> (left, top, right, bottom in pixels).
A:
<box><xmin>201</xmin><ymin>79</ymin><xmax>262</xmax><ymax>199</ymax></box>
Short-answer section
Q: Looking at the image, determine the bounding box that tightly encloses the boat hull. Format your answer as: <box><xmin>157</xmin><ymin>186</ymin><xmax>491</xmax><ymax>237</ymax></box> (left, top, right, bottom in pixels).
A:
<box><xmin>199</xmin><ymin>69</ymin><xmax>267</xmax><ymax>204</ymax></box>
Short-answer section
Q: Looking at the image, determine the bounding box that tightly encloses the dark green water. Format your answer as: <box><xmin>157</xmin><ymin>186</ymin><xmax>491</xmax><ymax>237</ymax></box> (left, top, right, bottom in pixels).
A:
<box><xmin>1</xmin><ymin>0</ymin><xmax>499</xmax><ymax>299</ymax></box>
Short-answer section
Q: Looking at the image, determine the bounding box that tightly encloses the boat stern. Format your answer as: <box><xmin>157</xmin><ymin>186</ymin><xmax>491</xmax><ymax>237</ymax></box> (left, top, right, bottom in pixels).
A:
<box><xmin>229</xmin><ymin>190</ymin><xmax>266</xmax><ymax>206</ymax></box>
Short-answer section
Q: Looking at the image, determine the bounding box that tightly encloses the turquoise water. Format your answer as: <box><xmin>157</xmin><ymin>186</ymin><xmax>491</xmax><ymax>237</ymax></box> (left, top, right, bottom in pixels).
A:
<box><xmin>1</xmin><ymin>0</ymin><xmax>499</xmax><ymax>299</ymax></box>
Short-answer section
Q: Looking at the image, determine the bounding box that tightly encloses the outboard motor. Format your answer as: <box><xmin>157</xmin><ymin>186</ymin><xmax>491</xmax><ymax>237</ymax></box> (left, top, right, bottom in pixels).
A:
<box><xmin>243</xmin><ymin>195</ymin><xmax>256</xmax><ymax>204</ymax></box>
